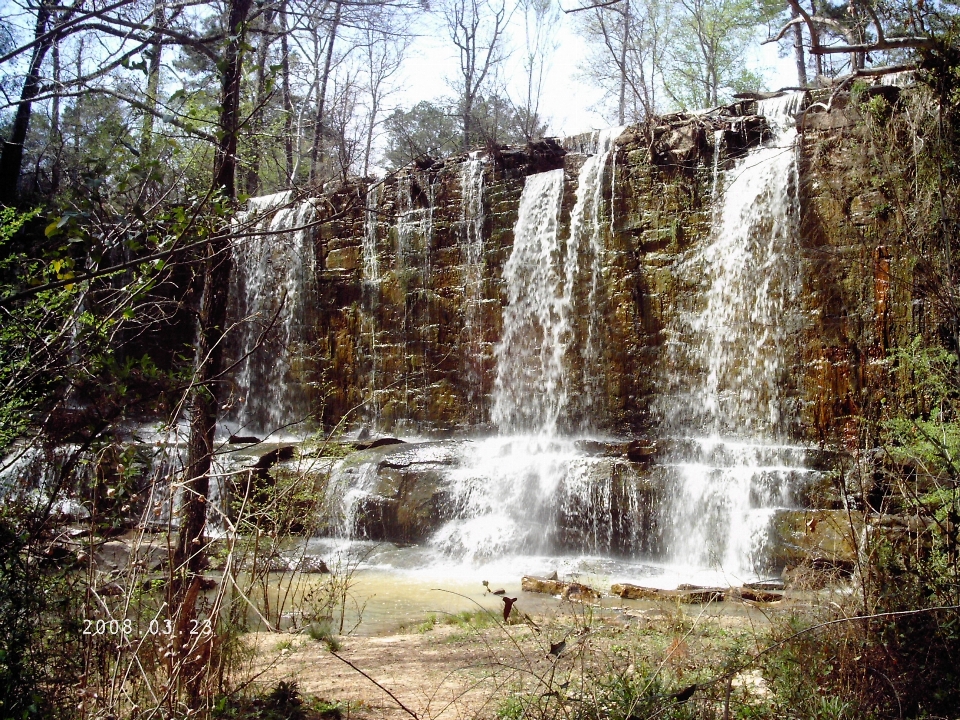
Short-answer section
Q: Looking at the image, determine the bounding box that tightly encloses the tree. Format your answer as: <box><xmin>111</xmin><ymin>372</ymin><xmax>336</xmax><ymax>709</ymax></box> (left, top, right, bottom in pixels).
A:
<box><xmin>517</xmin><ymin>0</ymin><xmax>558</xmax><ymax>138</ymax></box>
<box><xmin>578</xmin><ymin>0</ymin><xmax>673</xmax><ymax>121</ymax></box>
<box><xmin>442</xmin><ymin>0</ymin><xmax>509</xmax><ymax>150</ymax></box>
<box><xmin>768</xmin><ymin>0</ymin><xmax>945</xmax><ymax>79</ymax></box>
<box><xmin>0</xmin><ymin>0</ymin><xmax>58</xmax><ymax>204</ymax></box>
<box><xmin>382</xmin><ymin>100</ymin><xmax>461</xmax><ymax>168</ymax></box>
<box><xmin>357</xmin><ymin>14</ymin><xmax>411</xmax><ymax>175</ymax></box>
<box><xmin>664</xmin><ymin>0</ymin><xmax>767</xmax><ymax>109</ymax></box>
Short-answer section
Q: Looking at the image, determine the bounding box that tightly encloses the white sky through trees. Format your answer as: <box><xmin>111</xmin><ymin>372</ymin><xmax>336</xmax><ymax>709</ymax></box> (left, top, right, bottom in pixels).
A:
<box><xmin>393</xmin><ymin>6</ymin><xmax>797</xmax><ymax>138</ymax></box>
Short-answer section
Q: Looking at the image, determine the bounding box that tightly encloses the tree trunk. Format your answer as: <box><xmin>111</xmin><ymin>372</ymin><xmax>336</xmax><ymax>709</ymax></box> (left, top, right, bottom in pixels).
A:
<box><xmin>309</xmin><ymin>1</ymin><xmax>342</xmax><ymax>184</ymax></box>
<box><xmin>49</xmin><ymin>40</ymin><xmax>61</xmax><ymax>195</ymax></box>
<box><xmin>791</xmin><ymin>6</ymin><xmax>807</xmax><ymax>86</ymax></box>
<box><xmin>175</xmin><ymin>0</ymin><xmax>251</xmax><ymax>641</ymax></box>
<box><xmin>139</xmin><ymin>3</ymin><xmax>165</xmax><ymax>161</ymax></box>
<box><xmin>245</xmin><ymin>8</ymin><xmax>276</xmax><ymax>196</ymax></box>
<box><xmin>0</xmin><ymin>2</ymin><xmax>52</xmax><ymax>205</ymax></box>
<box><xmin>280</xmin><ymin>1</ymin><xmax>294</xmax><ymax>185</ymax></box>
<box><xmin>617</xmin><ymin>4</ymin><xmax>629</xmax><ymax>125</ymax></box>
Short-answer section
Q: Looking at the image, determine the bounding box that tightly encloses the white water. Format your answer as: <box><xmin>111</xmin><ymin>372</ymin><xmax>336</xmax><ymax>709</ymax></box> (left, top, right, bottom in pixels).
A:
<box><xmin>572</xmin><ymin>128</ymin><xmax>624</xmax><ymax>424</ymax></box>
<box><xmin>431</xmin><ymin>436</ymin><xmax>644</xmax><ymax>562</ymax></box>
<box><xmin>361</xmin><ymin>181</ymin><xmax>382</xmax><ymax>428</ymax></box>
<box><xmin>333</xmin><ymin>131</ymin><xmax>637</xmax><ymax>567</ymax></box>
<box><xmin>461</xmin><ymin>153</ymin><xmax>487</xmax><ymax>417</ymax></box>
<box><xmin>663</xmin><ymin>93</ymin><xmax>808</xmax><ymax>578</ymax></box>
<box><xmin>491</xmin><ymin>168</ymin><xmax>568</xmax><ymax>434</ymax></box>
<box><xmin>492</xmin><ymin>129</ymin><xmax>622</xmax><ymax>433</ymax></box>
<box><xmin>396</xmin><ymin>173</ymin><xmax>435</xmax><ymax>425</ymax></box>
<box><xmin>230</xmin><ymin>192</ymin><xmax>317</xmax><ymax>436</ymax></box>
<box><xmin>423</xmin><ymin>132</ymin><xmax>632</xmax><ymax>561</ymax></box>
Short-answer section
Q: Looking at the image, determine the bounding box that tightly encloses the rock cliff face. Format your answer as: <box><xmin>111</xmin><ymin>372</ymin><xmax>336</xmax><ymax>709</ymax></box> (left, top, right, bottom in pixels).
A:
<box><xmin>224</xmin><ymin>80</ymin><xmax>927</xmax><ymax>445</ymax></box>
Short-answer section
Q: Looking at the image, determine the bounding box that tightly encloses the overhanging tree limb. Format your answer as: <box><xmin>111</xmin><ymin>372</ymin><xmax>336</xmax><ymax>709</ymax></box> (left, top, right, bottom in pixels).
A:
<box><xmin>561</xmin><ymin>0</ymin><xmax>623</xmax><ymax>13</ymax></box>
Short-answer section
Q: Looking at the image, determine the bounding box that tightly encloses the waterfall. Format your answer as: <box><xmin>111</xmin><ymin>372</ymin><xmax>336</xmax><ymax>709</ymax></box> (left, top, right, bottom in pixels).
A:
<box><xmin>492</xmin><ymin>129</ymin><xmax>622</xmax><ymax>434</ymax></box>
<box><xmin>229</xmin><ymin>192</ymin><xmax>317</xmax><ymax>436</ymax></box>
<box><xmin>428</xmin><ymin>130</ymin><xmax>636</xmax><ymax>560</ymax></box>
<box><xmin>396</xmin><ymin>173</ymin><xmax>435</xmax><ymax>424</ymax></box>
<box><xmin>460</xmin><ymin>152</ymin><xmax>486</xmax><ymax>418</ymax></box>
<box><xmin>572</xmin><ymin>127</ymin><xmax>624</xmax><ymax>426</ymax></box>
<box><xmin>662</xmin><ymin>93</ymin><xmax>811</xmax><ymax>577</ymax></box>
<box><xmin>491</xmin><ymin>168</ymin><xmax>568</xmax><ymax>435</ymax></box>
<box><xmin>361</xmin><ymin>181</ymin><xmax>382</xmax><ymax>428</ymax></box>
<box><xmin>327</xmin><ymin>133</ymin><xmax>647</xmax><ymax>564</ymax></box>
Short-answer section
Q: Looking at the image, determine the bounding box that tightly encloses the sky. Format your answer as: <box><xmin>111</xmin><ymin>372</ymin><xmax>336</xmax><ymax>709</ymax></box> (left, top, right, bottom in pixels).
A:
<box><xmin>392</xmin><ymin>6</ymin><xmax>800</xmax><ymax>139</ymax></box>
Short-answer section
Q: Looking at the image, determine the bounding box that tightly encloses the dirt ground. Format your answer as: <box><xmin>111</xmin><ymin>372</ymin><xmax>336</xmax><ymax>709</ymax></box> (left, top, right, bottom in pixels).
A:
<box><xmin>244</xmin><ymin>599</ymin><xmax>780</xmax><ymax>720</ymax></box>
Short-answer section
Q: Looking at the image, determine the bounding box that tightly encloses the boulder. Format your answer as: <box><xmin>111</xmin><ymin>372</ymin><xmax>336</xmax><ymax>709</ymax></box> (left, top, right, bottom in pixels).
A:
<box><xmin>345</xmin><ymin>442</ymin><xmax>457</xmax><ymax>543</ymax></box>
<box><xmin>768</xmin><ymin>509</ymin><xmax>861</xmax><ymax>571</ymax></box>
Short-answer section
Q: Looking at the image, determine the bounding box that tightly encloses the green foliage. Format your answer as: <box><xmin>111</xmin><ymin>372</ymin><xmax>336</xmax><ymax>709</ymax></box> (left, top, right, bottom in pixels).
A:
<box><xmin>884</xmin><ymin>337</ymin><xmax>960</xmax><ymax>477</ymax></box>
<box><xmin>0</xmin><ymin>517</ymin><xmax>84</xmax><ymax>720</ymax></box>
<box><xmin>383</xmin><ymin>100</ymin><xmax>463</xmax><ymax>168</ymax></box>
<box><xmin>382</xmin><ymin>95</ymin><xmax>543</xmax><ymax>168</ymax></box>
<box><xmin>306</xmin><ymin>620</ymin><xmax>341</xmax><ymax>651</ymax></box>
<box><xmin>213</xmin><ymin>681</ymin><xmax>343</xmax><ymax>720</ymax></box>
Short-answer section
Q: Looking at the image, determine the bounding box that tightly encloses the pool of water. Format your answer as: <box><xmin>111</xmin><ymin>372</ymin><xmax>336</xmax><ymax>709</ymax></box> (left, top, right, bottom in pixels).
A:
<box><xmin>271</xmin><ymin>538</ymin><xmax>779</xmax><ymax>635</ymax></box>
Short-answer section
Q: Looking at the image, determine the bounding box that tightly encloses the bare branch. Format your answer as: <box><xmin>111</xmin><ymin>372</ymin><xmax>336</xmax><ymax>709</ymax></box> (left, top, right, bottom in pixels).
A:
<box><xmin>0</xmin><ymin>0</ymin><xmax>138</xmax><ymax>66</ymax></box>
<box><xmin>562</xmin><ymin>0</ymin><xmax>623</xmax><ymax>14</ymax></box>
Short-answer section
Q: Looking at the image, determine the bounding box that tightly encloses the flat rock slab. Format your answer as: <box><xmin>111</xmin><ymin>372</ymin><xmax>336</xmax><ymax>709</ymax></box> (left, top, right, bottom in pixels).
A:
<box><xmin>611</xmin><ymin>583</ymin><xmax>784</xmax><ymax>604</ymax></box>
<box><xmin>611</xmin><ymin>583</ymin><xmax>725</xmax><ymax>604</ymax></box>
<box><xmin>726</xmin><ymin>587</ymin><xmax>785</xmax><ymax>603</ymax></box>
<box><xmin>521</xmin><ymin>576</ymin><xmax>602</xmax><ymax>601</ymax></box>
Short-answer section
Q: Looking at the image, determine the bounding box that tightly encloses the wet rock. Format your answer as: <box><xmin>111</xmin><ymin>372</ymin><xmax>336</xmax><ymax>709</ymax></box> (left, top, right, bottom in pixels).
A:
<box><xmin>626</xmin><ymin>440</ymin><xmax>657</xmax><ymax>463</ymax></box>
<box><xmin>727</xmin><ymin>587</ymin><xmax>784</xmax><ymax>603</ymax></box>
<box><xmin>768</xmin><ymin>509</ymin><xmax>861</xmax><ymax>570</ymax></box>
<box><xmin>93</xmin><ymin>539</ymin><xmax>169</xmax><ymax>573</ymax></box>
<box><xmin>744</xmin><ymin>578</ymin><xmax>785</xmax><ymax>591</ymax></box>
<box><xmin>562</xmin><ymin>583</ymin><xmax>602</xmax><ymax>602</ymax></box>
<box><xmin>347</xmin><ymin>442</ymin><xmax>456</xmax><ymax>543</ymax></box>
<box><xmin>229</xmin><ymin>434</ymin><xmax>261</xmax><ymax>444</ymax></box>
<box><xmin>652</xmin><ymin>121</ymin><xmax>706</xmax><ymax>167</ymax></box>
<box><xmin>849</xmin><ymin>190</ymin><xmax>888</xmax><ymax>225</ymax></box>
<box><xmin>354</xmin><ymin>437</ymin><xmax>405</xmax><ymax>451</ymax></box>
<box><xmin>802</xmin><ymin>99</ymin><xmax>861</xmax><ymax>130</ymax></box>
<box><xmin>299</xmin><ymin>557</ymin><xmax>331</xmax><ymax>573</ymax></box>
<box><xmin>325</xmin><ymin>247</ymin><xmax>361</xmax><ymax>271</ymax></box>
<box><xmin>675</xmin><ymin>584</ymin><xmax>726</xmax><ymax>603</ymax></box>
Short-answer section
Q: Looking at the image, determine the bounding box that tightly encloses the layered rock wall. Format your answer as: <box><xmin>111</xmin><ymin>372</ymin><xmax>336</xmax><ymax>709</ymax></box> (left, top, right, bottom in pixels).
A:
<box><xmin>225</xmin><ymin>82</ymin><xmax>935</xmax><ymax>444</ymax></box>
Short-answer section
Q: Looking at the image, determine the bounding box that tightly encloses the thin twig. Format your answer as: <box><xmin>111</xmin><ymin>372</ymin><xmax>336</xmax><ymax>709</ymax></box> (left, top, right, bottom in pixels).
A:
<box><xmin>329</xmin><ymin>650</ymin><xmax>420</xmax><ymax>720</ymax></box>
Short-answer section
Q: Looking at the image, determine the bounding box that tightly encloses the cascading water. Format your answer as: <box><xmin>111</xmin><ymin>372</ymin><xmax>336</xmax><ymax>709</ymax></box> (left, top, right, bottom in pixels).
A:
<box><xmin>229</xmin><ymin>191</ymin><xmax>317</xmax><ymax>436</ymax></box>
<box><xmin>661</xmin><ymin>93</ymin><xmax>815</xmax><ymax>578</ymax></box>
<box><xmin>328</xmin><ymin>130</ymin><xmax>649</xmax><ymax>567</ymax></box>
<box><xmin>491</xmin><ymin>168</ymin><xmax>568</xmax><ymax>434</ymax></box>
<box><xmin>460</xmin><ymin>152</ymin><xmax>487</xmax><ymax>417</ymax></box>
<box><xmin>573</xmin><ymin>127</ymin><xmax>624</xmax><ymax>422</ymax></box>
<box><xmin>431</xmin><ymin>129</ymin><xmax>640</xmax><ymax>562</ymax></box>
<box><xmin>395</xmin><ymin>173</ymin><xmax>435</xmax><ymax>424</ymax></box>
<box><xmin>361</xmin><ymin>181</ymin><xmax>383</xmax><ymax>427</ymax></box>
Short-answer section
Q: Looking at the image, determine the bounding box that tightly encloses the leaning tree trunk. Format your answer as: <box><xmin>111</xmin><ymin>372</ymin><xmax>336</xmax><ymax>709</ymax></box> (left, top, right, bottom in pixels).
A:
<box><xmin>791</xmin><ymin>6</ymin><xmax>807</xmax><ymax>86</ymax></box>
<box><xmin>173</xmin><ymin>0</ymin><xmax>251</xmax><ymax>700</ymax></box>
<box><xmin>0</xmin><ymin>2</ymin><xmax>52</xmax><ymax>205</ymax></box>
<box><xmin>280</xmin><ymin>1</ymin><xmax>295</xmax><ymax>184</ymax></box>
<box><xmin>176</xmin><ymin>0</ymin><xmax>252</xmax><ymax>580</ymax></box>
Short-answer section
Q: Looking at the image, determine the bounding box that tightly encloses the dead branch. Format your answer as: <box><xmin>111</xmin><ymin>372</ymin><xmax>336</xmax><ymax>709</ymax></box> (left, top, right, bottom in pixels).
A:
<box><xmin>561</xmin><ymin>0</ymin><xmax>623</xmax><ymax>13</ymax></box>
<box><xmin>329</xmin><ymin>650</ymin><xmax>420</xmax><ymax>720</ymax></box>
